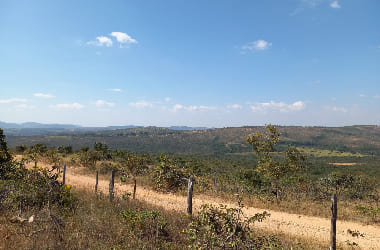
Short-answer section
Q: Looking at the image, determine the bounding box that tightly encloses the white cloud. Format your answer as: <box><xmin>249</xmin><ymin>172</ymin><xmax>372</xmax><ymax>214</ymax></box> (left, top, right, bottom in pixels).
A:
<box><xmin>87</xmin><ymin>36</ymin><xmax>113</xmax><ymax>47</ymax></box>
<box><xmin>15</xmin><ymin>104</ymin><xmax>35</xmax><ymax>110</ymax></box>
<box><xmin>359</xmin><ymin>94</ymin><xmax>367</xmax><ymax>98</ymax></box>
<box><xmin>331</xmin><ymin>106</ymin><xmax>347</xmax><ymax>113</ymax></box>
<box><xmin>172</xmin><ymin>104</ymin><xmax>216</xmax><ymax>112</ymax></box>
<box><xmin>95</xmin><ymin>100</ymin><xmax>115</xmax><ymax>108</ymax></box>
<box><xmin>53</xmin><ymin>103</ymin><xmax>84</xmax><ymax>109</ymax></box>
<box><xmin>110</xmin><ymin>32</ymin><xmax>137</xmax><ymax>47</ymax></box>
<box><xmin>374</xmin><ymin>94</ymin><xmax>380</xmax><ymax>99</ymax></box>
<box><xmin>109</xmin><ymin>88</ymin><xmax>122</xmax><ymax>92</ymax></box>
<box><xmin>129</xmin><ymin>100</ymin><xmax>153</xmax><ymax>108</ymax></box>
<box><xmin>227</xmin><ymin>104</ymin><xmax>242</xmax><ymax>109</ymax></box>
<box><xmin>0</xmin><ymin>98</ymin><xmax>27</xmax><ymax>104</ymax></box>
<box><xmin>242</xmin><ymin>40</ymin><xmax>272</xmax><ymax>51</ymax></box>
<box><xmin>250</xmin><ymin>101</ymin><xmax>305</xmax><ymax>113</ymax></box>
<box><xmin>34</xmin><ymin>93</ymin><xmax>55</xmax><ymax>99</ymax></box>
<box><xmin>164</xmin><ymin>97</ymin><xmax>171</xmax><ymax>102</ymax></box>
<box><xmin>330</xmin><ymin>1</ymin><xmax>341</xmax><ymax>8</ymax></box>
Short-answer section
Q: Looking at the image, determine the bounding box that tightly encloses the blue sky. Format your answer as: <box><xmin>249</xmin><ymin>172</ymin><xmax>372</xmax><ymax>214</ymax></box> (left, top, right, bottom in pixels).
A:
<box><xmin>0</xmin><ymin>0</ymin><xmax>379</xmax><ymax>127</ymax></box>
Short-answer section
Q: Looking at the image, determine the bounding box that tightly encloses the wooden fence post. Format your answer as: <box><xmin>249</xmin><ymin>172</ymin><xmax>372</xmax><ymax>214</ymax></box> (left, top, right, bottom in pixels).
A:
<box><xmin>95</xmin><ymin>170</ymin><xmax>99</xmax><ymax>193</ymax></box>
<box><xmin>62</xmin><ymin>164</ymin><xmax>66</xmax><ymax>185</ymax></box>
<box><xmin>133</xmin><ymin>178</ymin><xmax>137</xmax><ymax>200</ymax></box>
<box><xmin>48</xmin><ymin>184</ymin><xmax>52</xmax><ymax>218</ymax></box>
<box><xmin>330</xmin><ymin>194</ymin><xmax>337</xmax><ymax>250</ymax></box>
<box><xmin>213</xmin><ymin>177</ymin><xmax>218</xmax><ymax>193</ymax></box>
<box><xmin>109</xmin><ymin>170</ymin><xmax>115</xmax><ymax>202</ymax></box>
<box><xmin>187</xmin><ymin>177</ymin><xmax>195</xmax><ymax>215</ymax></box>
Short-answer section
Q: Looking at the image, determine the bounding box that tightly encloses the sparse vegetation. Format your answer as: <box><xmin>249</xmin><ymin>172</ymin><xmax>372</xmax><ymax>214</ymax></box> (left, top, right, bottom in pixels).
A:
<box><xmin>1</xmin><ymin>125</ymin><xmax>379</xmax><ymax>248</ymax></box>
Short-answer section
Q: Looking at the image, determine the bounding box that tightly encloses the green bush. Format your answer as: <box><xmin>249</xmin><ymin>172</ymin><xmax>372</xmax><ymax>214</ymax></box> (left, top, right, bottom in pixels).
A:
<box><xmin>152</xmin><ymin>155</ymin><xmax>187</xmax><ymax>192</ymax></box>
<box><xmin>316</xmin><ymin>172</ymin><xmax>377</xmax><ymax>200</ymax></box>
<box><xmin>185</xmin><ymin>202</ymin><xmax>282</xmax><ymax>249</ymax></box>
<box><xmin>0</xmin><ymin>128</ymin><xmax>76</xmax><ymax>214</ymax></box>
<box><xmin>120</xmin><ymin>209</ymin><xmax>168</xmax><ymax>240</ymax></box>
<box><xmin>355</xmin><ymin>205</ymin><xmax>380</xmax><ymax>222</ymax></box>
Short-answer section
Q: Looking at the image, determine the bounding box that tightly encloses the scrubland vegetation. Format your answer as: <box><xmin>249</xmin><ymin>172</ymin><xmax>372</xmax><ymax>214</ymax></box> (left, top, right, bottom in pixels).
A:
<box><xmin>1</xmin><ymin>125</ymin><xmax>379</xmax><ymax>249</ymax></box>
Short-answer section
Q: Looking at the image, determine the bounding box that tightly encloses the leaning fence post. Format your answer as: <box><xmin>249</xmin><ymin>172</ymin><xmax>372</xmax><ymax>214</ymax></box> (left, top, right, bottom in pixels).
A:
<box><xmin>62</xmin><ymin>164</ymin><xmax>66</xmax><ymax>185</ymax></box>
<box><xmin>330</xmin><ymin>194</ymin><xmax>337</xmax><ymax>250</ymax></box>
<box><xmin>187</xmin><ymin>176</ymin><xmax>195</xmax><ymax>215</ymax></box>
<box><xmin>95</xmin><ymin>170</ymin><xmax>99</xmax><ymax>193</ymax></box>
<box><xmin>109</xmin><ymin>170</ymin><xmax>115</xmax><ymax>202</ymax></box>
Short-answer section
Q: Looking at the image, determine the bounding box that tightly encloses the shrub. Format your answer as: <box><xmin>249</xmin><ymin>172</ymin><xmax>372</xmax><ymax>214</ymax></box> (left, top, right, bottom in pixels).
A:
<box><xmin>0</xmin><ymin>129</ymin><xmax>76</xmax><ymax>214</ymax></box>
<box><xmin>317</xmin><ymin>172</ymin><xmax>377</xmax><ymax>200</ymax></box>
<box><xmin>355</xmin><ymin>205</ymin><xmax>380</xmax><ymax>222</ymax></box>
<box><xmin>185</xmin><ymin>202</ymin><xmax>282</xmax><ymax>249</ymax></box>
<box><xmin>120</xmin><ymin>209</ymin><xmax>168</xmax><ymax>240</ymax></box>
<box><xmin>152</xmin><ymin>155</ymin><xmax>187</xmax><ymax>192</ymax></box>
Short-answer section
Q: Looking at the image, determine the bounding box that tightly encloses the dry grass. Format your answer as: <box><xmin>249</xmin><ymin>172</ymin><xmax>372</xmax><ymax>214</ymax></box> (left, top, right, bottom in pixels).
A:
<box><xmin>0</xmin><ymin>188</ymin><xmax>334</xmax><ymax>249</ymax></box>
<box><xmin>0</xmin><ymin>190</ymin><xmax>188</xmax><ymax>249</ymax></box>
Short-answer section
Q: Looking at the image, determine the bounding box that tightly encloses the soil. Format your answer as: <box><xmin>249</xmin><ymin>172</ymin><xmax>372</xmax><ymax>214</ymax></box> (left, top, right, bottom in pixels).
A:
<box><xmin>329</xmin><ymin>163</ymin><xmax>361</xmax><ymax>166</ymax></box>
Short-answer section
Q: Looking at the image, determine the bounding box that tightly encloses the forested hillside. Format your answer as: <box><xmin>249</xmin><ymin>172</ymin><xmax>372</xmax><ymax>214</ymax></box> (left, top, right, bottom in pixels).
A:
<box><xmin>5</xmin><ymin>125</ymin><xmax>380</xmax><ymax>155</ymax></box>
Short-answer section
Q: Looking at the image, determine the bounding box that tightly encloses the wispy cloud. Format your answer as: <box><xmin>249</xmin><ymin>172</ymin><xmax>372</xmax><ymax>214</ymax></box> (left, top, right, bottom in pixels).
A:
<box><xmin>302</xmin><ymin>0</ymin><xmax>322</xmax><ymax>8</ymax></box>
<box><xmin>331</xmin><ymin>106</ymin><xmax>347</xmax><ymax>112</ymax></box>
<box><xmin>359</xmin><ymin>94</ymin><xmax>367</xmax><ymax>98</ymax></box>
<box><xmin>227</xmin><ymin>104</ymin><xmax>242</xmax><ymax>109</ymax></box>
<box><xmin>290</xmin><ymin>7</ymin><xmax>305</xmax><ymax>16</ymax></box>
<box><xmin>164</xmin><ymin>97</ymin><xmax>172</xmax><ymax>102</ymax></box>
<box><xmin>110</xmin><ymin>32</ymin><xmax>137</xmax><ymax>47</ymax></box>
<box><xmin>52</xmin><ymin>103</ymin><xmax>84</xmax><ymax>109</ymax></box>
<box><xmin>34</xmin><ymin>93</ymin><xmax>55</xmax><ymax>99</ymax></box>
<box><xmin>95</xmin><ymin>100</ymin><xmax>115</xmax><ymax>108</ymax></box>
<box><xmin>330</xmin><ymin>1</ymin><xmax>341</xmax><ymax>8</ymax></box>
<box><xmin>109</xmin><ymin>88</ymin><xmax>122</xmax><ymax>92</ymax></box>
<box><xmin>129</xmin><ymin>100</ymin><xmax>153</xmax><ymax>108</ymax></box>
<box><xmin>241</xmin><ymin>40</ymin><xmax>272</xmax><ymax>52</ymax></box>
<box><xmin>0</xmin><ymin>98</ymin><xmax>27</xmax><ymax>104</ymax></box>
<box><xmin>291</xmin><ymin>0</ymin><xmax>338</xmax><ymax>16</ymax></box>
<box><xmin>172</xmin><ymin>104</ymin><xmax>216</xmax><ymax>112</ymax></box>
<box><xmin>250</xmin><ymin>101</ymin><xmax>305</xmax><ymax>113</ymax></box>
<box><xmin>87</xmin><ymin>36</ymin><xmax>113</xmax><ymax>47</ymax></box>
<box><xmin>15</xmin><ymin>104</ymin><xmax>35</xmax><ymax>110</ymax></box>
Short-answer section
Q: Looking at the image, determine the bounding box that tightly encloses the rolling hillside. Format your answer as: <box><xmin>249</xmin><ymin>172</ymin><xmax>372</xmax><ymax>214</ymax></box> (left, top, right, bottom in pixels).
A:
<box><xmin>4</xmin><ymin>125</ymin><xmax>380</xmax><ymax>156</ymax></box>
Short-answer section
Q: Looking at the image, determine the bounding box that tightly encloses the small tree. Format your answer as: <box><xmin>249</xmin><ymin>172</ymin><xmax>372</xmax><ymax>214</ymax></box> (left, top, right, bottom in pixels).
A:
<box><xmin>246</xmin><ymin>124</ymin><xmax>307</xmax><ymax>201</ymax></box>
<box><xmin>94</xmin><ymin>142</ymin><xmax>112</xmax><ymax>160</ymax></box>
<box><xmin>152</xmin><ymin>155</ymin><xmax>187</xmax><ymax>192</ymax></box>
<box><xmin>0</xmin><ymin>128</ymin><xmax>13</xmax><ymax>179</ymax></box>
<box><xmin>46</xmin><ymin>147</ymin><xmax>62</xmax><ymax>167</ymax></box>
<box><xmin>78</xmin><ymin>145</ymin><xmax>102</xmax><ymax>169</ymax></box>
<box><xmin>26</xmin><ymin>143</ymin><xmax>47</xmax><ymax>168</ymax></box>
<box><xmin>123</xmin><ymin>152</ymin><xmax>146</xmax><ymax>199</ymax></box>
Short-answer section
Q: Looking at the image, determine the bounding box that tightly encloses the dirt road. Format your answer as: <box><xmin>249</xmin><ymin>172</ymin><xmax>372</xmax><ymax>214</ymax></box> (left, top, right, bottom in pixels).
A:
<box><xmin>63</xmin><ymin>169</ymin><xmax>380</xmax><ymax>249</ymax></box>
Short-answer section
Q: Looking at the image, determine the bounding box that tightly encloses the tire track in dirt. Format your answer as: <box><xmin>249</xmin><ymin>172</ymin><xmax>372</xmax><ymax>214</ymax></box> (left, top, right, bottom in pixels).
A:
<box><xmin>64</xmin><ymin>170</ymin><xmax>380</xmax><ymax>249</ymax></box>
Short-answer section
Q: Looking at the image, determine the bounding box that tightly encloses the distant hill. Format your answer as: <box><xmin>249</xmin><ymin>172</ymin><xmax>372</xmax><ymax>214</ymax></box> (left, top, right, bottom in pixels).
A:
<box><xmin>3</xmin><ymin>124</ymin><xmax>380</xmax><ymax>156</ymax></box>
<box><xmin>168</xmin><ymin>126</ymin><xmax>209</xmax><ymax>131</ymax></box>
<box><xmin>0</xmin><ymin>121</ymin><xmax>80</xmax><ymax>129</ymax></box>
<box><xmin>0</xmin><ymin>121</ymin><xmax>209</xmax><ymax>135</ymax></box>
